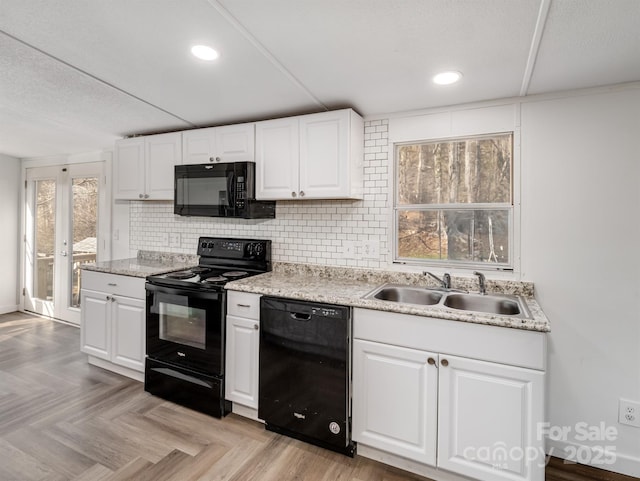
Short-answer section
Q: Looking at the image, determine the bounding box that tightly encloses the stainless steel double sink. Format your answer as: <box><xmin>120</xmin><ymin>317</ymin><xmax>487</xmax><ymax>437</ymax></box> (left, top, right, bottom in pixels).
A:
<box><xmin>363</xmin><ymin>284</ymin><xmax>532</xmax><ymax>319</ymax></box>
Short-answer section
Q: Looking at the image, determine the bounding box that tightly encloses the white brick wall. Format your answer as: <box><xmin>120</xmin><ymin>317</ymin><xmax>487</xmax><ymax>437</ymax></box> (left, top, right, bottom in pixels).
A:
<box><xmin>130</xmin><ymin>120</ymin><xmax>391</xmax><ymax>269</ymax></box>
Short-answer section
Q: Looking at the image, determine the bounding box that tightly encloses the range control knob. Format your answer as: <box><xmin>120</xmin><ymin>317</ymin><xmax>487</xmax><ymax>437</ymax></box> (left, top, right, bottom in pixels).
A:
<box><xmin>200</xmin><ymin>242</ymin><xmax>208</xmax><ymax>249</ymax></box>
<box><xmin>207</xmin><ymin>242</ymin><xmax>215</xmax><ymax>248</ymax></box>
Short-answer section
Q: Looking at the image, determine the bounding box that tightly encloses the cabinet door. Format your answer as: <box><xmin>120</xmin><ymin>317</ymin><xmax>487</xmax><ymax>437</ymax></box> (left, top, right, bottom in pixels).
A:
<box><xmin>111</xmin><ymin>296</ymin><xmax>146</xmax><ymax>372</ymax></box>
<box><xmin>114</xmin><ymin>138</ymin><xmax>145</xmax><ymax>200</ymax></box>
<box><xmin>437</xmin><ymin>355</ymin><xmax>544</xmax><ymax>481</ymax></box>
<box><xmin>299</xmin><ymin>110</ymin><xmax>350</xmax><ymax>199</ymax></box>
<box><xmin>352</xmin><ymin>339</ymin><xmax>438</xmax><ymax>466</ymax></box>
<box><xmin>215</xmin><ymin>123</ymin><xmax>255</xmax><ymax>163</ymax></box>
<box><xmin>182</xmin><ymin>128</ymin><xmax>216</xmax><ymax>164</ymax></box>
<box><xmin>225</xmin><ymin>315</ymin><xmax>259</xmax><ymax>408</ymax></box>
<box><xmin>145</xmin><ymin>132</ymin><xmax>182</xmax><ymax>200</ymax></box>
<box><xmin>80</xmin><ymin>289</ymin><xmax>111</xmax><ymax>360</ymax></box>
<box><xmin>255</xmin><ymin>117</ymin><xmax>299</xmax><ymax>200</ymax></box>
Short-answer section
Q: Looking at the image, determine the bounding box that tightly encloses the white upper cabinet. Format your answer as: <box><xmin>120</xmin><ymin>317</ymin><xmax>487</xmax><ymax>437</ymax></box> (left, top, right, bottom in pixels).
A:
<box><xmin>255</xmin><ymin>109</ymin><xmax>363</xmax><ymax>200</ymax></box>
<box><xmin>182</xmin><ymin>123</ymin><xmax>255</xmax><ymax>164</ymax></box>
<box><xmin>255</xmin><ymin>117</ymin><xmax>300</xmax><ymax>199</ymax></box>
<box><xmin>113</xmin><ymin>138</ymin><xmax>145</xmax><ymax>200</ymax></box>
<box><xmin>114</xmin><ymin>132</ymin><xmax>181</xmax><ymax>200</ymax></box>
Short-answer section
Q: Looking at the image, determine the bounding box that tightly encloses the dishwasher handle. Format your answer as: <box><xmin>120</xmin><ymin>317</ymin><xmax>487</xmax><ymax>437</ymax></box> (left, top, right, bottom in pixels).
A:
<box><xmin>290</xmin><ymin>312</ymin><xmax>312</xmax><ymax>321</ymax></box>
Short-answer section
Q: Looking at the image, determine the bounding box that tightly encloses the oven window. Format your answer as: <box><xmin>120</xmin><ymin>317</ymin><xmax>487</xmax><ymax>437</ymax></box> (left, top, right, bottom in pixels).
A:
<box><xmin>159</xmin><ymin>302</ymin><xmax>206</xmax><ymax>350</ymax></box>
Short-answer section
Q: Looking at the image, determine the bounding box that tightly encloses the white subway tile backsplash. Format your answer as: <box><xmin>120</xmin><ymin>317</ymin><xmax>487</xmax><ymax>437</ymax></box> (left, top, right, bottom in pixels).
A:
<box><xmin>130</xmin><ymin>120</ymin><xmax>390</xmax><ymax>269</ymax></box>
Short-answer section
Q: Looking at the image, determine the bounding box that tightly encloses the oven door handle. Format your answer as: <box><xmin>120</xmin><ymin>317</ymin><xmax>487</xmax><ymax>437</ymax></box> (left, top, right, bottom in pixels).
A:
<box><xmin>145</xmin><ymin>282</ymin><xmax>222</xmax><ymax>301</ymax></box>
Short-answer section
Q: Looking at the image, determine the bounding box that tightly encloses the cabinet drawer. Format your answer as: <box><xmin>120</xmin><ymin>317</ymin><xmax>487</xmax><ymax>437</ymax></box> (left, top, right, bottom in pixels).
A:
<box><xmin>81</xmin><ymin>270</ymin><xmax>145</xmax><ymax>298</ymax></box>
<box><xmin>227</xmin><ymin>291</ymin><xmax>261</xmax><ymax>319</ymax></box>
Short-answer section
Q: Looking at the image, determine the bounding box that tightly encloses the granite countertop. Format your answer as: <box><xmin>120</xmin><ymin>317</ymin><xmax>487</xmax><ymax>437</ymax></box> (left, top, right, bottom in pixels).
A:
<box><xmin>81</xmin><ymin>251</ymin><xmax>198</xmax><ymax>278</ymax></box>
<box><xmin>226</xmin><ymin>263</ymin><xmax>550</xmax><ymax>332</ymax></box>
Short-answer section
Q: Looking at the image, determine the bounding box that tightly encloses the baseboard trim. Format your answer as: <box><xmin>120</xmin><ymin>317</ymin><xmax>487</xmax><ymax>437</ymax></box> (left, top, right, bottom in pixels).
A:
<box><xmin>356</xmin><ymin>444</ymin><xmax>473</xmax><ymax>481</ymax></box>
<box><xmin>231</xmin><ymin>403</ymin><xmax>262</xmax><ymax>422</ymax></box>
<box><xmin>87</xmin><ymin>356</ymin><xmax>144</xmax><ymax>382</ymax></box>
<box><xmin>0</xmin><ymin>305</ymin><xmax>19</xmax><ymax>315</ymax></box>
<box><xmin>546</xmin><ymin>438</ymin><xmax>640</xmax><ymax>478</ymax></box>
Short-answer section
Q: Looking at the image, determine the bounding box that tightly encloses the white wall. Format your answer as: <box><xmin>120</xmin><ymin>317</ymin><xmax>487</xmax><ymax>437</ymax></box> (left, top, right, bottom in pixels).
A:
<box><xmin>0</xmin><ymin>154</ymin><xmax>20</xmax><ymax>313</ymax></box>
<box><xmin>520</xmin><ymin>88</ymin><xmax>640</xmax><ymax>476</ymax></box>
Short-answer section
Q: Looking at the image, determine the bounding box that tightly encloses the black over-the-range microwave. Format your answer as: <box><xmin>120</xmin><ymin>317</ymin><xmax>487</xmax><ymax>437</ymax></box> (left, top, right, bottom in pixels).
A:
<box><xmin>174</xmin><ymin>162</ymin><xmax>275</xmax><ymax>219</ymax></box>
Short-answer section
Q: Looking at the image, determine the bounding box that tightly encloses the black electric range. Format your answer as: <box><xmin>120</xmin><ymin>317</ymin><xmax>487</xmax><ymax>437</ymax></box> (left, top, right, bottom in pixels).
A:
<box><xmin>144</xmin><ymin>237</ymin><xmax>271</xmax><ymax>417</ymax></box>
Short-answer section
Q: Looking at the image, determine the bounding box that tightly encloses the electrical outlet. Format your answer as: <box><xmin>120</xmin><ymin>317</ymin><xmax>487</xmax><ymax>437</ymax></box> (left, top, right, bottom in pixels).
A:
<box><xmin>619</xmin><ymin>399</ymin><xmax>640</xmax><ymax>427</ymax></box>
<box><xmin>361</xmin><ymin>240</ymin><xmax>380</xmax><ymax>259</ymax></box>
<box><xmin>169</xmin><ymin>232</ymin><xmax>181</xmax><ymax>248</ymax></box>
<box><xmin>343</xmin><ymin>241</ymin><xmax>356</xmax><ymax>259</ymax></box>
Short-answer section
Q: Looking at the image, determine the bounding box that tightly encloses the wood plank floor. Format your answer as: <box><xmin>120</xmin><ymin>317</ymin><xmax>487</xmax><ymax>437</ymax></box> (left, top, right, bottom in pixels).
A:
<box><xmin>0</xmin><ymin>312</ymin><xmax>635</xmax><ymax>481</ymax></box>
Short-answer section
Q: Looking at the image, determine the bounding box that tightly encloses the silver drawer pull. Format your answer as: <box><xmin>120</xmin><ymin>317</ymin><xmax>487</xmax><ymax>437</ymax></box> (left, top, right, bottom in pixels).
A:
<box><xmin>237</xmin><ymin>303</ymin><xmax>251</xmax><ymax>308</ymax></box>
<box><xmin>107</xmin><ymin>283</ymin><xmax>117</xmax><ymax>286</ymax></box>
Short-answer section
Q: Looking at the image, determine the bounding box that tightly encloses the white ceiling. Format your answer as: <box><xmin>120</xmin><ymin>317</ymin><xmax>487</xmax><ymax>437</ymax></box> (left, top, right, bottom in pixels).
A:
<box><xmin>1</xmin><ymin>0</ymin><xmax>638</xmax><ymax>159</ymax></box>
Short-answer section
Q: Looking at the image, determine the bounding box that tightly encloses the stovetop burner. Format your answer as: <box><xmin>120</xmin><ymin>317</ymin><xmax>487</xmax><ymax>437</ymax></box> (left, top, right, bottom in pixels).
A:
<box><xmin>166</xmin><ymin>270</ymin><xmax>198</xmax><ymax>279</ymax></box>
<box><xmin>190</xmin><ymin>266</ymin><xmax>210</xmax><ymax>274</ymax></box>
<box><xmin>203</xmin><ymin>276</ymin><xmax>228</xmax><ymax>283</ymax></box>
<box><xmin>222</xmin><ymin>271</ymin><xmax>249</xmax><ymax>278</ymax></box>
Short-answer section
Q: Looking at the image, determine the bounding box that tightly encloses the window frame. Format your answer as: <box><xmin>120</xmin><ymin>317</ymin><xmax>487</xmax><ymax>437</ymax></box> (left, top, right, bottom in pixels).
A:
<box><xmin>392</xmin><ymin>132</ymin><xmax>518</xmax><ymax>271</ymax></box>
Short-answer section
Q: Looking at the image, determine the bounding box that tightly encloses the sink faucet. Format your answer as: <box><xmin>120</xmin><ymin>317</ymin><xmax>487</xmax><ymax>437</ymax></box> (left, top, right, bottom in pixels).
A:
<box><xmin>473</xmin><ymin>271</ymin><xmax>486</xmax><ymax>295</ymax></box>
<box><xmin>424</xmin><ymin>271</ymin><xmax>451</xmax><ymax>289</ymax></box>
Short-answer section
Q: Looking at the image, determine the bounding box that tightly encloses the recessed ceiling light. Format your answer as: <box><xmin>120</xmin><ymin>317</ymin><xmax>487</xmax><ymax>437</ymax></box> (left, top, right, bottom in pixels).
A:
<box><xmin>433</xmin><ymin>71</ymin><xmax>462</xmax><ymax>85</ymax></box>
<box><xmin>191</xmin><ymin>45</ymin><xmax>219</xmax><ymax>61</ymax></box>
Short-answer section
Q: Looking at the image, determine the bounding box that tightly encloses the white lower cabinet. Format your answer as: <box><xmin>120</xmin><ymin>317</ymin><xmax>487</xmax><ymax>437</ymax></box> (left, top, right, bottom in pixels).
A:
<box><xmin>80</xmin><ymin>271</ymin><xmax>146</xmax><ymax>380</ymax></box>
<box><xmin>437</xmin><ymin>355</ymin><xmax>544</xmax><ymax>481</ymax></box>
<box><xmin>352</xmin><ymin>340</ymin><xmax>438</xmax><ymax>465</ymax></box>
<box><xmin>225</xmin><ymin>315</ymin><xmax>259</xmax><ymax>408</ymax></box>
<box><xmin>225</xmin><ymin>291</ymin><xmax>261</xmax><ymax>415</ymax></box>
<box><xmin>352</xmin><ymin>308</ymin><xmax>546</xmax><ymax>481</ymax></box>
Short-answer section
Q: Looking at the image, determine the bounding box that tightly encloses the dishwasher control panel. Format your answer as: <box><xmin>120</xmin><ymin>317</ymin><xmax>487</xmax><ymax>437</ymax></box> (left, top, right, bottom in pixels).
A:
<box><xmin>311</xmin><ymin>307</ymin><xmax>343</xmax><ymax>318</ymax></box>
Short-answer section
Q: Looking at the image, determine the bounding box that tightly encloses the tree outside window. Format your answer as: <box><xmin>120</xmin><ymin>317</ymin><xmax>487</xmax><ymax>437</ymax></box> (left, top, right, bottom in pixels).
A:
<box><xmin>395</xmin><ymin>133</ymin><xmax>513</xmax><ymax>267</ymax></box>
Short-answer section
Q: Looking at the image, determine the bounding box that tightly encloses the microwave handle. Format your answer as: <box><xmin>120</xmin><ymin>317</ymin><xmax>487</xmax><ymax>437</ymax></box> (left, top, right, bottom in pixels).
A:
<box><xmin>227</xmin><ymin>171</ymin><xmax>235</xmax><ymax>209</ymax></box>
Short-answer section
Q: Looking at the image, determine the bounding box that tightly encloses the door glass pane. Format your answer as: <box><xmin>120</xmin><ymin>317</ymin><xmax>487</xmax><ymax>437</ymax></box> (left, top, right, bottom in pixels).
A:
<box><xmin>35</xmin><ymin>180</ymin><xmax>56</xmax><ymax>301</ymax></box>
<box><xmin>159</xmin><ymin>302</ymin><xmax>207</xmax><ymax>349</ymax></box>
<box><xmin>71</xmin><ymin>177</ymin><xmax>98</xmax><ymax>308</ymax></box>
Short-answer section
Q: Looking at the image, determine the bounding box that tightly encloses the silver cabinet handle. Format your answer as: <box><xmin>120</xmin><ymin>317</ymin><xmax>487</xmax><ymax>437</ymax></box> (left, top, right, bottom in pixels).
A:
<box><xmin>215</xmin><ymin>156</ymin><xmax>221</xmax><ymax>162</ymax></box>
<box><xmin>139</xmin><ymin>193</ymin><xmax>144</xmax><ymax>199</ymax></box>
<box><xmin>106</xmin><ymin>295</ymin><xmax>111</xmax><ymax>301</ymax></box>
<box><xmin>291</xmin><ymin>191</ymin><xmax>297</xmax><ymax>198</ymax></box>
<box><xmin>209</xmin><ymin>157</ymin><xmax>215</xmax><ymax>162</ymax></box>
<box><xmin>144</xmin><ymin>194</ymin><xmax>149</xmax><ymax>199</ymax></box>
<box><xmin>254</xmin><ymin>324</ymin><xmax>259</xmax><ymax>330</ymax></box>
<box><xmin>427</xmin><ymin>357</ymin><xmax>436</xmax><ymax>366</ymax></box>
<box><xmin>107</xmin><ymin>283</ymin><xmax>117</xmax><ymax>286</ymax></box>
<box><xmin>299</xmin><ymin>190</ymin><xmax>305</xmax><ymax>197</ymax></box>
<box><xmin>237</xmin><ymin>303</ymin><xmax>251</xmax><ymax>308</ymax></box>
<box><xmin>441</xmin><ymin>359</ymin><xmax>449</xmax><ymax>367</ymax></box>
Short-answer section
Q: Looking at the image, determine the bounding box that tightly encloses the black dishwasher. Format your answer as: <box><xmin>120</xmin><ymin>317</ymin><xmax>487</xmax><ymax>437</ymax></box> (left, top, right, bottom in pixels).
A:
<box><xmin>259</xmin><ymin>297</ymin><xmax>355</xmax><ymax>456</ymax></box>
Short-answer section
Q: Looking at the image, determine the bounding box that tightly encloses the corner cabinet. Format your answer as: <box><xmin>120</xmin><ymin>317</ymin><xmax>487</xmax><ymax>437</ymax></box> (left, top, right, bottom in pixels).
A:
<box><xmin>182</xmin><ymin>123</ymin><xmax>255</xmax><ymax>164</ymax></box>
<box><xmin>225</xmin><ymin>291</ymin><xmax>262</xmax><ymax>419</ymax></box>
<box><xmin>114</xmin><ymin>132</ymin><xmax>181</xmax><ymax>200</ymax></box>
<box><xmin>255</xmin><ymin>109</ymin><xmax>364</xmax><ymax>200</ymax></box>
<box><xmin>80</xmin><ymin>270</ymin><xmax>146</xmax><ymax>381</ymax></box>
<box><xmin>352</xmin><ymin>308</ymin><xmax>546</xmax><ymax>481</ymax></box>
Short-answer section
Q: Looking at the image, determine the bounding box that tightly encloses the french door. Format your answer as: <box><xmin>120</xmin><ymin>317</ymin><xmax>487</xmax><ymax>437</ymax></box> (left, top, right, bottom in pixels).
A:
<box><xmin>24</xmin><ymin>163</ymin><xmax>106</xmax><ymax>325</ymax></box>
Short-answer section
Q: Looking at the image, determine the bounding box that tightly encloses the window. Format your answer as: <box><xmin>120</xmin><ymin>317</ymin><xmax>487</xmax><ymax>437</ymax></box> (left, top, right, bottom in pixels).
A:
<box><xmin>394</xmin><ymin>133</ymin><xmax>513</xmax><ymax>268</ymax></box>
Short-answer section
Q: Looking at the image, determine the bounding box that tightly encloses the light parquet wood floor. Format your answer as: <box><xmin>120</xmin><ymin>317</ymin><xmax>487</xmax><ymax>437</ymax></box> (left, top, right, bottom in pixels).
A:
<box><xmin>0</xmin><ymin>312</ymin><xmax>635</xmax><ymax>481</ymax></box>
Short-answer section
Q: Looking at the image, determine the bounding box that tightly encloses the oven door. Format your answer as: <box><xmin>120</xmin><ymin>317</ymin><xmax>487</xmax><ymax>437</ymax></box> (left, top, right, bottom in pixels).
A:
<box><xmin>146</xmin><ymin>282</ymin><xmax>225</xmax><ymax>375</ymax></box>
